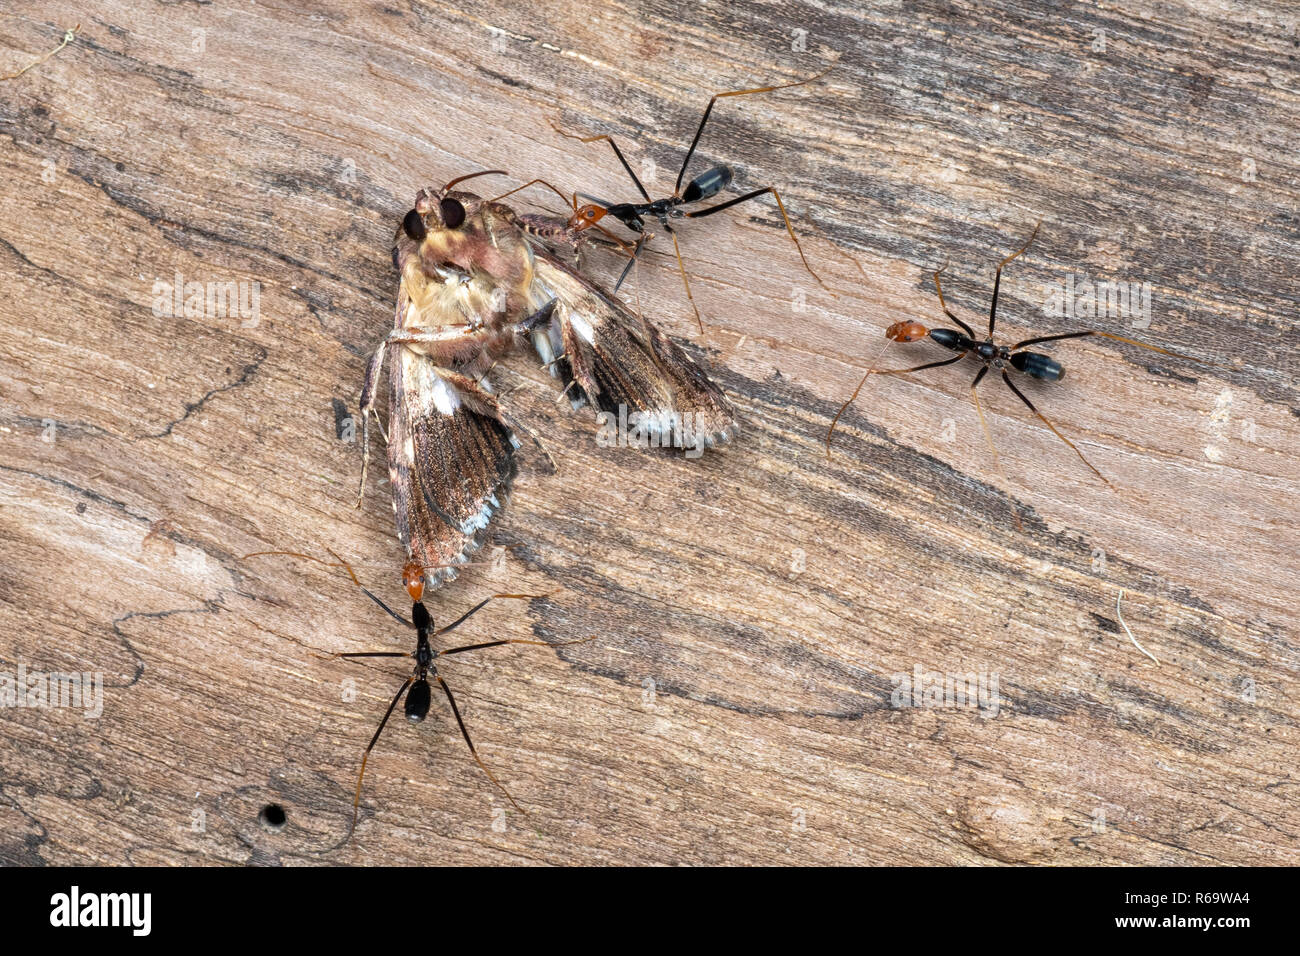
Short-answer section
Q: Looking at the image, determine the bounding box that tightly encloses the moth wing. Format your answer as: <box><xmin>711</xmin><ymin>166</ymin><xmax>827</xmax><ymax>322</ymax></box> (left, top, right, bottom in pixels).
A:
<box><xmin>388</xmin><ymin>349</ymin><xmax>517</xmax><ymax>590</ymax></box>
<box><xmin>528</xmin><ymin>250</ymin><xmax>738</xmax><ymax>448</ymax></box>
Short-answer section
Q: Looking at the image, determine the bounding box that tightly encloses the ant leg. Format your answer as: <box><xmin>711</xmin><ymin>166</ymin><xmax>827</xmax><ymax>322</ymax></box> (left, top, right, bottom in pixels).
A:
<box><xmin>488</xmin><ymin>178</ymin><xmax>574</xmax><ymax>208</ymax></box>
<box><xmin>242</xmin><ymin>548</ymin><xmax>363</xmax><ymax>587</ymax></box>
<box><xmin>686</xmin><ymin>186</ymin><xmax>823</xmax><ymax>287</ymax></box>
<box><xmin>1010</xmin><ymin>329</ymin><xmax>1232</xmax><ymax>371</ymax></box>
<box><xmin>619</xmin><ymin>234</ymin><xmax>650</xmax><ymax>321</ymax></box>
<box><xmin>932</xmin><ymin>266</ymin><xmax>975</xmax><ymax>338</ymax></box>
<box><xmin>989</xmin><ymin>221</ymin><xmax>1041</xmax><ymax>337</ymax></box>
<box><xmin>436</xmin><ymin>675</ymin><xmax>524</xmax><ymax>814</ymax></box>
<box><xmin>869</xmin><ymin>355</ymin><xmax>968</xmax><ymax>377</ymax></box>
<box><xmin>435</xmin><ymin>593</ymin><xmax>552</xmax><ymax>637</ymax></box>
<box><xmin>550</xmin><ymin>122</ymin><xmax>652</xmax><ymax>202</ymax></box>
<box><xmin>242</xmin><ymin>550</ymin><xmax>412</xmax><ymax>625</ymax></box>
<box><xmin>675</xmin><ymin>68</ymin><xmax>832</xmax><ymax>195</ymax></box>
<box><xmin>1000</xmin><ymin>370</ymin><xmax>1111</xmax><ymax>487</ymax></box>
<box><xmin>589</xmin><ymin>221</ymin><xmax>641</xmax><ymax>261</ymax></box>
<box><xmin>438</xmin><ymin>635</ymin><xmax>595</xmax><ymax>658</ymax></box>
<box><xmin>665</xmin><ymin>225</ymin><xmax>705</xmax><ymax>335</ymax></box>
<box><xmin>1011</xmin><ymin>330</ymin><xmax>1101</xmax><ymax>350</ymax></box>
<box><xmin>358</xmin><ymin>588</ymin><xmax>411</xmax><ymax>627</ymax></box>
<box><xmin>826</xmin><ymin>353</ymin><xmax>966</xmax><ymax>455</ymax></box>
<box><xmin>350</xmin><ymin>676</ymin><xmax>414</xmax><ymax>835</ymax></box>
<box><xmin>968</xmin><ymin>365</ymin><xmax>1023</xmax><ymax>532</ymax></box>
<box><xmin>611</xmin><ymin>234</ymin><xmax>651</xmax><ymax>294</ymax></box>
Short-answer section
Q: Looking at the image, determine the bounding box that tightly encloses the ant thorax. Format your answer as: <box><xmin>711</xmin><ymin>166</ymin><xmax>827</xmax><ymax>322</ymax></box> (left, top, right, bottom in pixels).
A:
<box><xmin>974</xmin><ymin>341</ymin><xmax>1014</xmax><ymax>368</ymax></box>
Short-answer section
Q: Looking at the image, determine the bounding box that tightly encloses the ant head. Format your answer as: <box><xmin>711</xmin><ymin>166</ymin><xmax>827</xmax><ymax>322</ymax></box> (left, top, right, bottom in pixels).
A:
<box><xmin>404</xmin><ymin>678</ymin><xmax>432</xmax><ymax>722</ymax></box>
<box><xmin>402</xmin><ymin>560</ymin><xmax>426</xmax><ymax>602</ymax></box>
<box><xmin>885</xmin><ymin>320</ymin><xmax>929</xmax><ymax>343</ymax></box>
<box><xmin>569</xmin><ymin>204</ymin><xmax>608</xmax><ymax>231</ymax></box>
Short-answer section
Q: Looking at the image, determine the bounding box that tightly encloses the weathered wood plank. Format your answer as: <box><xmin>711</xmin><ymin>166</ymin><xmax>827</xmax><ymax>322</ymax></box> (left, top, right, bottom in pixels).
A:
<box><xmin>0</xmin><ymin>0</ymin><xmax>1295</xmax><ymax>865</ymax></box>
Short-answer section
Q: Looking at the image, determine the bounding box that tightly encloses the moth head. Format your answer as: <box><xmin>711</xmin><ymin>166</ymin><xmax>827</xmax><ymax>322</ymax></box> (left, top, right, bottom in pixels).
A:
<box><xmin>402</xmin><ymin>169</ymin><xmax>509</xmax><ymax>243</ymax></box>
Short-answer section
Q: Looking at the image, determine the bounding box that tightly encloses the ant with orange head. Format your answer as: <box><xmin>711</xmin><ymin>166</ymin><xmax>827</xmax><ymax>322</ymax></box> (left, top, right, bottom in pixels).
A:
<box><xmin>514</xmin><ymin>71</ymin><xmax>831</xmax><ymax>332</ymax></box>
<box><xmin>244</xmin><ymin>550</ymin><xmax>590</xmax><ymax>834</ymax></box>
<box><xmin>827</xmin><ymin>225</ymin><xmax>1228</xmax><ymax>525</ymax></box>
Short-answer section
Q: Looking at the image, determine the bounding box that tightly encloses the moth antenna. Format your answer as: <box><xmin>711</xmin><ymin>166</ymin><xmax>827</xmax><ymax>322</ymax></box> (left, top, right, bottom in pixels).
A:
<box><xmin>488</xmin><ymin>177</ymin><xmax>571</xmax><ymax>207</ymax></box>
<box><xmin>442</xmin><ymin>169</ymin><xmax>509</xmax><ymax>192</ymax></box>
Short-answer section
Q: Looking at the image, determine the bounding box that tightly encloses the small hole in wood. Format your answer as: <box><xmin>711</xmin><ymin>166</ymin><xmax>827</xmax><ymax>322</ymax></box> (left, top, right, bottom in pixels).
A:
<box><xmin>259</xmin><ymin>803</ymin><xmax>287</xmax><ymax>832</ymax></box>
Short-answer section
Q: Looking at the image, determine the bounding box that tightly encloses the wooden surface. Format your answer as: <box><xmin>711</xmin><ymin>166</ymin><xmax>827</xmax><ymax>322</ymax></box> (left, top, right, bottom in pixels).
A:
<box><xmin>0</xmin><ymin>0</ymin><xmax>1296</xmax><ymax>866</ymax></box>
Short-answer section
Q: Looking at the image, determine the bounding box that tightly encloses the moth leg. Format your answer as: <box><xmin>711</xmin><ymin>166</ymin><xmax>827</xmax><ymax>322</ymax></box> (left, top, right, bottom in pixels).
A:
<box><xmin>502</xmin><ymin>413</ymin><xmax>558</xmax><ymax>475</ymax></box>
<box><xmin>683</xmin><ymin>185</ymin><xmax>824</xmax><ymax>289</ymax></box>
<box><xmin>549</xmin><ymin>122</ymin><xmax>652</xmax><ymax>203</ymax></box>
<box><xmin>554</xmin><ymin>378</ymin><xmax>580</xmax><ymax>406</ymax></box>
<box><xmin>552</xmin><ymin>302</ymin><xmax>600</xmax><ymax>404</ymax></box>
<box><xmin>358</xmin><ymin>326</ymin><xmax>486</xmax><ymax>506</ymax></box>
<box><xmin>383</xmin><ymin>325</ymin><xmax>495</xmax><ymax>366</ymax></box>
<box><xmin>430</xmin><ymin>369</ymin><xmax>504</xmax><ymax>421</ymax></box>
<box><xmin>518</xmin><ymin>299</ymin><xmax>558</xmax><ymax>334</ymax></box>
<box><xmin>357</xmin><ymin>339</ymin><xmax>390</xmax><ymax>507</ymax></box>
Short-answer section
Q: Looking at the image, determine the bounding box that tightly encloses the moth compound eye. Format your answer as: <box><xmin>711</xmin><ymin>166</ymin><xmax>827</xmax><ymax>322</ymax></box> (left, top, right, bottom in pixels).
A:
<box><xmin>402</xmin><ymin>209</ymin><xmax>427</xmax><ymax>242</ymax></box>
<box><xmin>440</xmin><ymin>197</ymin><xmax>466</xmax><ymax>229</ymax></box>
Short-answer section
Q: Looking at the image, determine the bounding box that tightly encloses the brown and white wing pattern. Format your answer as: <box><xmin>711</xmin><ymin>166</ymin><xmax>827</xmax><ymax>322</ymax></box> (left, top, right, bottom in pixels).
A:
<box><xmin>387</xmin><ymin>348</ymin><xmax>517</xmax><ymax>589</ymax></box>
<box><xmin>525</xmin><ymin>248</ymin><xmax>738</xmax><ymax>449</ymax></box>
<box><xmin>372</xmin><ymin>218</ymin><xmax>521</xmax><ymax>592</ymax></box>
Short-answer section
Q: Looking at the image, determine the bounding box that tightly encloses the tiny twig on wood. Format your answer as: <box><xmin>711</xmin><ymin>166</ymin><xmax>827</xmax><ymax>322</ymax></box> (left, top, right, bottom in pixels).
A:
<box><xmin>0</xmin><ymin>23</ymin><xmax>79</xmax><ymax>82</ymax></box>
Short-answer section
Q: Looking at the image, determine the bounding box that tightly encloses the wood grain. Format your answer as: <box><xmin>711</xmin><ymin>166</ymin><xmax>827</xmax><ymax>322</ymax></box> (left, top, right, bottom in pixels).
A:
<box><xmin>0</xmin><ymin>0</ymin><xmax>1295</xmax><ymax>865</ymax></box>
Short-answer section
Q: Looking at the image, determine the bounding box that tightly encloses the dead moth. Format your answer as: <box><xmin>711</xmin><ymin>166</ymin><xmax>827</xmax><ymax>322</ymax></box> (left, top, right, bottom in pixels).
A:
<box><xmin>358</xmin><ymin>172</ymin><xmax>524</xmax><ymax>593</ymax></box>
<box><xmin>359</xmin><ymin>171</ymin><xmax>737</xmax><ymax>596</ymax></box>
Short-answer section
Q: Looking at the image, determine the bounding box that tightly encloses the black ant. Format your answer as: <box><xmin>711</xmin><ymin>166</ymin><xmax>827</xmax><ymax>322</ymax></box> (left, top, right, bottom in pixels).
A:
<box><xmin>504</xmin><ymin>71</ymin><xmax>831</xmax><ymax>332</ymax></box>
<box><xmin>245</xmin><ymin>550</ymin><xmax>589</xmax><ymax>834</ymax></box>
<box><xmin>827</xmin><ymin>225</ymin><xmax>1227</xmax><ymax>526</ymax></box>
